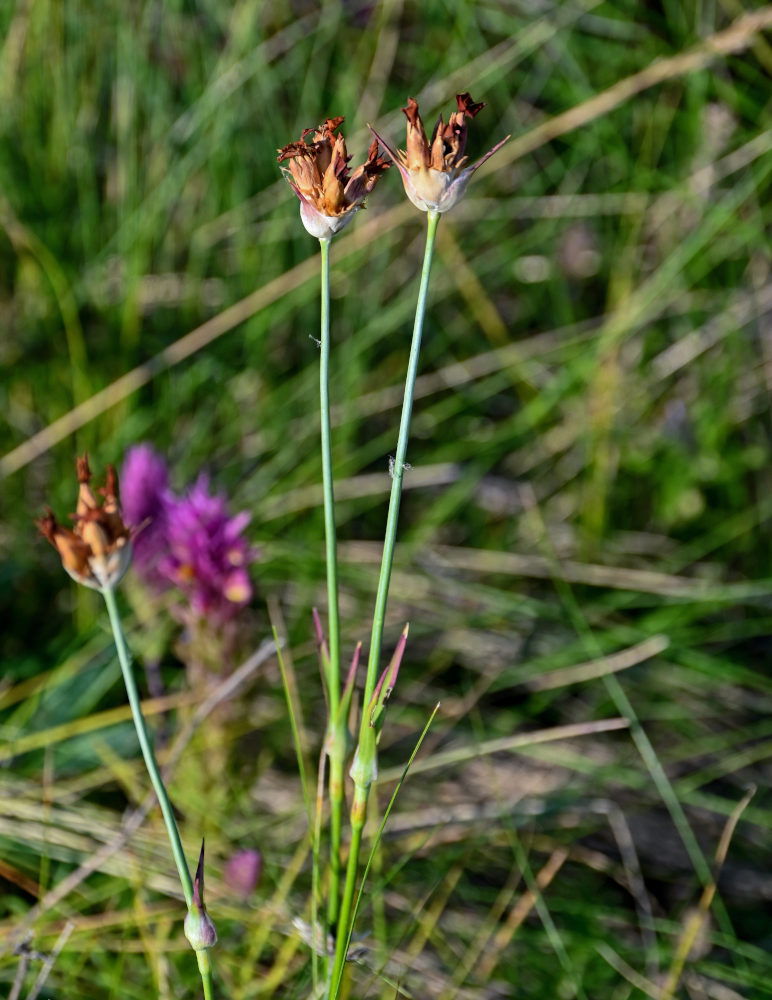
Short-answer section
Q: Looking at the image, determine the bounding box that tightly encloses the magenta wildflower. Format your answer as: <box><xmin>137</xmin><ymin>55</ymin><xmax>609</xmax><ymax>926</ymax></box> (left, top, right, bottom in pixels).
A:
<box><xmin>223</xmin><ymin>848</ymin><xmax>262</xmax><ymax>899</ymax></box>
<box><xmin>120</xmin><ymin>444</ymin><xmax>171</xmax><ymax>584</ymax></box>
<box><xmin>160</xmin><ymin>474</ymin><xmax>257</xmax><ymax>625</ymax></box>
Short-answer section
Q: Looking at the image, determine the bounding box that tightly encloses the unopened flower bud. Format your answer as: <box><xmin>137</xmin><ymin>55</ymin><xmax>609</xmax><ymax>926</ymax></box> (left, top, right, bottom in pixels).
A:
<box><xmin>184</xmin><ymin>840</ymin><xmax>218</xmax><ymax>951</ymax></box>
<box><xmin>184</xmin><ymin>903</ymin><xmax>218</xmax><ymax>951</ymax></box>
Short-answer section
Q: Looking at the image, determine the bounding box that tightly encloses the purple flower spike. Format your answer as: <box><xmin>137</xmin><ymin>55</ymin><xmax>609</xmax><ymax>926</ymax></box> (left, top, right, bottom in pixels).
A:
<box><xmin>161</xmin><ymin>474</ymin><xmax>258</xmax><ymax>625</ymax></box>
<box><xmin>224</xmin><ymin>848</ymin><xmax>262</xmax><ymax>900</ymax></box>
<box><xmin>120</xmin><ymin>444</ymin><xmax>171</xmax><ymax>584</ymax></box>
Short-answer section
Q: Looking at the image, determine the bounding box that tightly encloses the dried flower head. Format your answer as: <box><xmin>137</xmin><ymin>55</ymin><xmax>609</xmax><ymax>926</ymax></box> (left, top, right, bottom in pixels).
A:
<box><xmin>278</xmin><ymin>117</ymin><xmax>390</xmax><ymax>239</ymax></box>
<box><xmin>370</xmin><ymin>93</ymin><xmax>510</xmax><ymax>214</ymax></box>
<box><xmin>37</xmin><ymin>455</ymin><xmax>132</xmax><ymax>590</ymax></box>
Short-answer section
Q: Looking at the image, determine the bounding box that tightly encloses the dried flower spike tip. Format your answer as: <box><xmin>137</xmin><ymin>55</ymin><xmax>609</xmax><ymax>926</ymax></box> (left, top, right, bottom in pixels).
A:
<box><xmin>37</xmin><ymin>455</ymin><xmax>132</xmax><ymax>591</ymax></box>
<box><xmin>370</xmin><ymin>92</ymin><xmax>510</xmax><ymax>214</ymax></box>
<box><xmin>278</xmin><ymin>117</ymin><xmax>390</xmax><ymax>239</ymax></box>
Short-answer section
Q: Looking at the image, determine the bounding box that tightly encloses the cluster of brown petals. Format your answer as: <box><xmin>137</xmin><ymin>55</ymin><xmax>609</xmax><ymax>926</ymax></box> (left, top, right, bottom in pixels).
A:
<box><xmin>278</xmin><ymin>117</ymin><xmax>389</xmax><ymax>238</ymax></box>
<box><xmin>370</xmin><ymin>92</ymin><xmax>510</xmax><ymax>214</ymax></box>
<box><xmin>402</xmin><ymin>93</ymin><xmax>486</xmax><ymax>173</ymax></box>
<box><xmin>37</xmin><ymin>455</ymin><xmax>132</xmax><ymax>590</ymax></box>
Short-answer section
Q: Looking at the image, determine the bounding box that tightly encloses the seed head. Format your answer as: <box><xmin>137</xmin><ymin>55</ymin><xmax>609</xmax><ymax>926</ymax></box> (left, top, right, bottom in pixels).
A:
<box><xmin>37</xmin><ymin>455</ymin><xmax>132</xmax><ymax>591</ymax></box>
<box><xmin>278</xmin><ymin>117</ymin><xmax>390</xmax><ymax>239</ymax></box>
<box><xmin>370</xmin><ymin>93</ymin><xmax>510</xmax><ymax>214</ymax></box>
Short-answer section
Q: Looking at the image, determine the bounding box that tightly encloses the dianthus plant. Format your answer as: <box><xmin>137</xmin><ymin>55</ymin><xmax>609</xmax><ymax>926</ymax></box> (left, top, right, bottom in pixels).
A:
<box><xmin>279</xmin><ymin>96</ymin><xmax>508</xmax><ymax>1000</ymax></box>
<box><xmin>35</xmin><ymin>91</ymin><xmax>506</xmax><ymax>1000</ymax></box>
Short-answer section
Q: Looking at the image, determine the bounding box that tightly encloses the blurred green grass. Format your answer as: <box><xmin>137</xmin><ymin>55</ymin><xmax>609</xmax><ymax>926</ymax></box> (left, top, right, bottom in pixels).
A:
<box><xmin>2</xmin><ymin>0</ymin><xmax>772</xmax><ymax>997</ymax></box>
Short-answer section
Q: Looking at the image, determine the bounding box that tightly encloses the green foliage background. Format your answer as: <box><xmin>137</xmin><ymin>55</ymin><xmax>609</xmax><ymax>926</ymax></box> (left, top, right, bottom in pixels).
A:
<box><xmin>2</xmin><ymin>1</ymin><xmax>772</xmax><ymax>997</ymax></box>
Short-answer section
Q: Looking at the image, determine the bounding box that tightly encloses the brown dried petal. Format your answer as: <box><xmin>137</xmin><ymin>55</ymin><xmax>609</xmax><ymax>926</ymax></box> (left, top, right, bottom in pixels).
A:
<box><xmin>312</xmin><ymin>119</ymin><xmax>344</xmax><ymax>174</ymax></box>
<box><xmin>429</xmin><ymin>116</ymin><xmax>446</xmax><ymax>171</ymax></box>
<box><xmin>287</xmin><ymin>155</ymin><xmax>322</xmax><ymax>200</ymax></box>
<box><xmin>321</xmin><ymin>134</ymin><xmax>349</xmax><ymax>214</ymax></box>
<box><xmin>277</xmin><ymin>141</ymin><xmax>312</xmax><ymax>164</ymax></box>
<box><xmin>79</xmin><ymin>508</ymin><xmax>112</xmax><ymax>557</ymax></box>
<box><xmin>76</xmin><ymin>458</ymin><xmax>100</xmax><ymax>516</ymax></box>
<box><xmin>402</xmin><ymin>97</ymin><xmax>429</xmax><ymax>170</ymax></box>
<box><xmin>37</xmin><ymin>510</ymin><xmax>92</xmax><ymax>578</ymax></box>
<box><xmin>315</xmin><ymin>117</ymin><xmax>344</xmax><ymax>141</ymax></box>
<box><xmin>344</xmin><ymin>139</ymin><xmax>390</xmax><ymax>205</ymax></box>
<box><xmin>100</xmin><ymin>465</ymin><xmax>128</xmax><ymax>538</ymax></box>
<box><xmin>76</xmin><ymin>454</ymin><xmax>92</xmax><ymax>484</ymax></box>
<box><xmin>455</xmin><ymin>92</ymin><xmax>486</xmax><ymax>118</ymax></box>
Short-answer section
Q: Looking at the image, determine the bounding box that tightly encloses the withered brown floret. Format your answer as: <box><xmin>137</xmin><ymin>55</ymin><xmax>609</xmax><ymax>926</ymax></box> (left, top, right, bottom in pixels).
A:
<box><xmin>370</xmin><ymin>92</ymin><xmax>510</xmax><ymax>214</ymax></box>
<box><xmin>278</xmin><ymin>116</ymin><xmax>389</xmax><ymax>239</ymax></box>
<box><xmin>38</xmin><ymin>455</ymin><xmax>133</xmax><ymax>590</ymax></box>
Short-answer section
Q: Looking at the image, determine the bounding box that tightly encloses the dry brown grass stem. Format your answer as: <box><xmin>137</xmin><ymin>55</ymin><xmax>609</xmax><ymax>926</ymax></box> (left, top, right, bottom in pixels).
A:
<box><xmin>341</xmin><ymin>540</ymin><xmax>753</xmax><ymax>599</ymax></box>
<box><xmin>495</xmin><ymin>7</ymin><xmax>772</xmax><ymax>172</ymax></box>
<box><xmin>378</xmin><ymin>717</ymin><xmax>629</xmax><ymax>783</ymax></box>
<box><xmin>0</xmin><ymin>640</ymin><xmax>276</xmax><ymax>958</ymax></box>
<box><xmin>659</xmin><ymin>786</ymin><xmax>756</xmax><ymax>1000</ymax></box>
<box><xmin>526</xmin><ymin>634</ymin><xmax>670</xmax><ymax>691</ymax></box>
<box><xmin>474</xmin><ymin>848</ymin><xmax>569</xmax><ymax>984</ymax></box>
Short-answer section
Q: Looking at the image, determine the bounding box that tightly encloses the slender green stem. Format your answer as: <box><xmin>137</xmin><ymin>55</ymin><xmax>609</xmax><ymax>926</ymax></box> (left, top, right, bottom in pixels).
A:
<box><xmin>319</xmin><ymin>235</ymin><xmax>345</xmax><ymax>939</ymax></box>
<box><xmin>329</xmin><ymin>210</ymin><xmax>441</xmax><ymax>999</ymax></box>
<box><xmin>102</xmin><ymin>585</ymin><xmax>215</xmax><ymax>998</ymax></box>
<box><xmin>335</xmin><ymin>704</ymin><xmax>440</xmax><ymax>999</ymax></box>
<box><xmin>319</xmin><ymin>236</ymin><xmax>341</xmax><ymax>701</ymax></box>
<box><xmin>196</xmin><ymin>950</ymin><xmax>215</xmax><ymax>1000</ymax></box>
<box><xmin>328</xmin><ymin>787</ymin><xmax>367</xmax><ymax>998</ymax></box>
<box><xmin>102</xmin><ymin>584</ymin><xmax>194</xmax><ymax>907</ymax></box>
<box><xmin>327</xmin><ymin>753</ymin><xmax>344</xmax><ymax>931</ymax></box>
<box><xmin>359</xmin><ymin>210</ymin><xmax>439</xmax><ymax>723</ymax></box>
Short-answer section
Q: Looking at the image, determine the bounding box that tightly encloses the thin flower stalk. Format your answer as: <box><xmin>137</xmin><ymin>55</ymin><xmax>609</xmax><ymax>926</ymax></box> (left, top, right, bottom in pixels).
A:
<box><xmin>102</xmin><ymin>584</ymin><xmax>215</xmax><ymax>999</ymax></box>
<box><xmin>39</xmin><ymin>457</ymin><xmax>217</xmax><ymax>997</ymax></box>
<box><xmin>329</xmin><ymin>209</ymin><xmax>441</xmax><ymax>997</ymax></box>
<box><xmin>278</xmin><ymin>117</ymin><xmax>390</xmax><ymax>969</ymax></box>
<box><xmin>318</xmin><ymin>235</ymin><xmax>346</xmax><ymax>941</ymax></box>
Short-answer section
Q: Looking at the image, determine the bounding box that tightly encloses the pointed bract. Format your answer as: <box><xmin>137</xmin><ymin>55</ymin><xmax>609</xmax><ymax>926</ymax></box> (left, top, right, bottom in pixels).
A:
<box><xmin>184</xmin><ymin>839</ymin><xmax>218</xmax><ymax>951</ymax></box>
<box><xmin>312</xmin><ymin>607</ymin><xmax>333</xmax><ymax>705</ymax></box>
<box><xmin>369</xmin><ymin>623</ymin><xmax>409</xmax><ymax>731</ymax></box>
<box><xmin>193</xmin><ymin>838</ymin><xmax>206</xmax><ymax>909</ymax></box>
<box><xmin>341</xmin><ymin>641</ymin><xmax>362</xmax><ymax>709</ymax></box>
